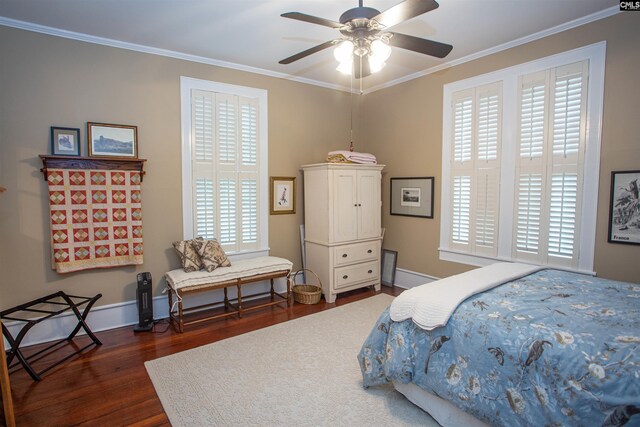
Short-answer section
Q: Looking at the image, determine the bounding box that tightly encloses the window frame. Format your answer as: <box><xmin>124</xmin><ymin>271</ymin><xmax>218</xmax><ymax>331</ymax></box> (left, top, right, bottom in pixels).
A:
<box><xmin>180</xmin><ymin>76</ymin><xmax>269</xmax><ymax>257</ymax></box>
<box><xmin>440</xmin><ymin>42</ymin><xmax>606</xmax><ymax>274</ymax></box>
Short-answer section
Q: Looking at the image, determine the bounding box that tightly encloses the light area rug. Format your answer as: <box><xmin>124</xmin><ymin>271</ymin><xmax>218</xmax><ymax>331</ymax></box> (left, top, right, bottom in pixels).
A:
<box><xmin>145</xmin><ymin>294</ymin><xmax>439</xmax><ymax>426</ymax></box>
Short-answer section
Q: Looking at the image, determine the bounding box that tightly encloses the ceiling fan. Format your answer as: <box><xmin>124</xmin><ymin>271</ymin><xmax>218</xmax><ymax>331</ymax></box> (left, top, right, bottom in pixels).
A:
<box><xmin>279</xmin><ymin>0</ymin><xmax>453</xmax><ymax>78</ymax></box>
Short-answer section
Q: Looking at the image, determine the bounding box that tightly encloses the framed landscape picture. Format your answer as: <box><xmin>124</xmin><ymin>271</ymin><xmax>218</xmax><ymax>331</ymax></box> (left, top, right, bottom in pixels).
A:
<box><xmin>87</xmin><ymin>122</ymin><xmax>138</xmax><ymax>158</ymax></box>
<box><xmin>50</xmin><ymin>126</ymin><xmax>80</xmax><ymax>156</ymax></box>
<box><xmin>390</xmin><ymin>177</ymin><xmax>434</xmax><ymax>218</ymax></box>
<box><xmin>608</xmin><ymin>170</ymin><xmax>640</xmax><ymax>245</ymax></box>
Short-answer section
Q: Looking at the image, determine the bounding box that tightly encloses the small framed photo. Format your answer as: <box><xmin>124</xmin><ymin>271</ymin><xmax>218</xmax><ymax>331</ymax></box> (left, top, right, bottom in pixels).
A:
<box><xmin>87</xmin><ymin>122</ymin><xmax>138</xmax><ymax>158</ymax></box>
<box><xmin>270</xmin><ymin>176</ymin><xmax>296</xmax><ymax>215</ymax></box>
<box><xmin>608</xmin><ymin>170</ymin><xmax>640</xmax><ymax>245</ymax></box>
<box><xmin>381</xmin><ymin>249</ymin><xmax>398</xmax><ymax>287</ymax></box>
<box><xmin>51</xmin><ymin>127</ymin><xmax>81</xmax><ymax>156</ymax></box>
<box><xmin>390</xmin><ymin>177</ymin><xmax>434</xmax><ymax>218</ymax></box>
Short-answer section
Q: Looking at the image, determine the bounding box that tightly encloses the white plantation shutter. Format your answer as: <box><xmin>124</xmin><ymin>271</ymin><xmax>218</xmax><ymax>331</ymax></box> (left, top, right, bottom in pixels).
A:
<box><xmin>451</xmin><ymin>90</ymin><xmax>473</xmax><ymax>248</ymax></box>
<box><xmin>453</xmin><ymin>96</ymin><xmax>473</xmax><ymax>163</ymax></box>
<box><xmin>190</xmin><ymin>89</ymin><xmax>262</xmax><ymax>252</ymax></box>
<box><xmin>441</xmin><ymin>45</ymin><xmax>604</xmax><ymax>273</ymax></box>
<box><xmin>548</xmin><ymin>171</ymin><xmax>578</xmax><ymax>258</ymax></box>
<box><xmin>218</xmin><ymin>176</ymin><xmax>237</xmax><ymax>246</ymax></box>
<box><xmin>452</xmin><ymin>175</ymin><xmax>471</xmax><ymax>244</ymax></box>
<box><xmin>217</xmin><ymin>95</ymin><xmax>237</xmax><ymax>165</ymax></box>
<box><xmin>475</xmin><ymin>170</ymin><xmax>499</xmax><ymax>251</ymax></box>
<box><xmin>515</xmin><ymin>173</ymin><xmax>543</xmax><ymax>256</ymax></box>
<box><xmin>192</xmin><ymin>90</ymin><xmax>216</xmax><ymax>239</ymax></box>
<box><xmin>241</xmin><ymin>102</ymin><xmax>258</xmax><ymax>166</ymax></box>
<box><xmin>450</xmin><ymin>83</ymin><xmax>502</xmax><ymax>256</ymax></box>
<box><xmin>514</xmin><ymin>61</ymin><xmax>587</xmax><ymax>268</ymax></box>
<box><xmin>195</xmin><ymin>178</ymin><xmax>215</xmax><ymax>239</ymax></box>
<box><xmin>240</xmin><ymin>177</ymin><xmax>258</xmax><ymax>243</ymax></box>
<box><xmin>237</xmin><ymin>98</ymin><xmax>260</xmax><ymax>250</ymax></box>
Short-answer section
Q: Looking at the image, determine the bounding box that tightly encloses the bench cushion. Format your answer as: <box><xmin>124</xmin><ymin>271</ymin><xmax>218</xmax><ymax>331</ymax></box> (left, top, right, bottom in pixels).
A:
<box><xmin>166</xmin><ymin>256</ymin><xmax>293</xmax><ymax>292</ymax></box>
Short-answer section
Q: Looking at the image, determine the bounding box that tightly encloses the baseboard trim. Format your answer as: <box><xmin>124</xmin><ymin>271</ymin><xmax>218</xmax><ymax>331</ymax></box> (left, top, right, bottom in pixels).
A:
<box><xmin>3</xmin><ymin>270</ymin><xmax>430</xmax><ymax>348</ymax></box>
<box><xmin>393</xmin><ymin>267</ymin><xmax>439</xmax><ymax>289</ymax></box>
<box><xmin>3</xmin><ymin>279</ymin><xmax>287</xmax><ymax>348</ymax></box>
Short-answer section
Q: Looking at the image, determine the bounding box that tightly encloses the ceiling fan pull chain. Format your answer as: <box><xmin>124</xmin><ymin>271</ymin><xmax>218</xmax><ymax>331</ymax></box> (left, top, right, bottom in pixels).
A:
<box><xmin>350</xmin><ymin>66</ymin><xmax>354</xmax><ymax>152</ymax></box>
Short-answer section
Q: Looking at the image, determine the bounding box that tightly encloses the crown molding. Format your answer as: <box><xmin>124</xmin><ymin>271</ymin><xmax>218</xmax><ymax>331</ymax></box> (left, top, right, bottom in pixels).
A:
<box><xmin>362</xmin><ymin>5</ymin><xmax>620</xmax><ymax>94</ymax></box>
<box><xmin>0</xmin><ymin>5</ymin><xmax>620</xmax><ymax>95</ymax></box>
<box><xmin>0</xmin><ymin>16</ymin><xmax>351</xmax><ymax>93</ymax></box>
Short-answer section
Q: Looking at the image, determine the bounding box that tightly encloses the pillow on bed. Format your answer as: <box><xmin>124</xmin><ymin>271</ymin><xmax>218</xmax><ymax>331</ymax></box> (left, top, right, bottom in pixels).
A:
<box><xmin>193</xmin><ymin>239</ymin><xmax>231</xmax><ymax>272</ymax></box>
<box><xmin>172</xmin><ymin>238</ymin><xmax>203</xmax><ymax>272</ymax></box>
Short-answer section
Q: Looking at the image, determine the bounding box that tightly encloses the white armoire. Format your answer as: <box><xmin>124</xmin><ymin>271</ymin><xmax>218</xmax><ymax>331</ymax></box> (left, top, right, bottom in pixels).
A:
<box><xmin>301</xmin><ymin>163</ymin><xmax>384</xmax><ymax>303</ymax></box>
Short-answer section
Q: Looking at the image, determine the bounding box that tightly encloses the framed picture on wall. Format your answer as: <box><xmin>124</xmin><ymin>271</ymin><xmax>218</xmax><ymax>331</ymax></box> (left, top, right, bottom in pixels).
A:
<box><xmin>390</xmin><ymin>177</ymin><xmax>434</xmax><ymax>218</ymax></box>
<box><xmin>87</xmin><ymin>122</ymin><xmax>138</xmax><ymax>158</ymax></box>
<box><xmin>270</xmin><ymin>176</ymin><xmax>296</xmax><ymax>215</ymax></box>
<box><xmin>608</xmin><ymin>170</ymin><xmax>640</xmax><ymax>245</ymax></box>
<box><xmin>50</xmin><ymin>127</ymin><xmax>80</xmax><ymax>156</ymax></box>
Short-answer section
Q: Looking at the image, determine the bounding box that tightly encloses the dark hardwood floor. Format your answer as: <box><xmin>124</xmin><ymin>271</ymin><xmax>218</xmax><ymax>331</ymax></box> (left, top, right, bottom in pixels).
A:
<box><xmin>2</xmin><ymin>286</ymin><xmax>402</xmax><ymax>426</ymax></box>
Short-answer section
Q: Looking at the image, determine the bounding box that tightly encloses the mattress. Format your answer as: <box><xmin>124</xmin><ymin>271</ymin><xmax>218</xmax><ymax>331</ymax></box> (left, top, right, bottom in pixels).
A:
<box><xmin>393</xmin><ymin>381</ymin><xmax>488</xmax><ymax>427</ymax></box>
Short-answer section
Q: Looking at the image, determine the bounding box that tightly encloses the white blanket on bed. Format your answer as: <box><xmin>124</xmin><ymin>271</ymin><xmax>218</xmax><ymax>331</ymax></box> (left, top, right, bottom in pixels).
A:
<box><xmin>390</xmin><ymin>262</ymin><xmax>543</xmax><ymax>330</ymax></box>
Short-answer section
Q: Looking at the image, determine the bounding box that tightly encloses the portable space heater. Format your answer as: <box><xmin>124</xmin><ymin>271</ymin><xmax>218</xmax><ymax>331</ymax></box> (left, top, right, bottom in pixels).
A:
<box><xmin>134</xmin><ymin>272</ymin><xmax>154</xmax><ymax>332</ymax></box>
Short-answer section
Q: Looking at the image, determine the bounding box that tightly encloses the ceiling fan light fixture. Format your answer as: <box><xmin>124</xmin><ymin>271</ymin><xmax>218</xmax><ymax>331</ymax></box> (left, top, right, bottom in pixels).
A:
<box><xmin>370</xmin><ymin>38</ymin><xmax>391</xmax><ymax>61</ymax></box>
<box><xmin>368</xmin><ymin>56</ymin><xmax>386</xmax><ymax>73</ymax></box>
<box><xmin>336</xmin><ymin>59</ymin><xmax>353</xmax><ymax>75</ymax></box>
<box><xmin>279</xmin><ymin>0</ymin><xmax>452</xmax><ymax>79</ymax></box>
<box><xmin>333</xmin><ymin>40</ymin><xmax>354</xmax><ymax>63</ymax></box>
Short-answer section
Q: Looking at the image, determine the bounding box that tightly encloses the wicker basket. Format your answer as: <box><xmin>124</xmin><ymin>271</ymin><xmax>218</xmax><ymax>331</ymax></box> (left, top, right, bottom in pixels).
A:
<box><xmin>291</xmin><ymin>269</ymin><xmax>322</xmax><ymax>304</ymax></box>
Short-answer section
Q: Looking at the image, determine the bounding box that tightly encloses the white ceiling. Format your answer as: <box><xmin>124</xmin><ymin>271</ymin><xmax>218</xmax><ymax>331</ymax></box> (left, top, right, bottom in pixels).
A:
<box><xmin>0</xmin><ymin>0</ymin><xmax>619</xmax><ymax>93</ymax></box>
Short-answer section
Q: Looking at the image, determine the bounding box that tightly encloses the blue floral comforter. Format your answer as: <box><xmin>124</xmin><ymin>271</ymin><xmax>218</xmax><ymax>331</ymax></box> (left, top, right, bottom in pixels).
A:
<box><xmin>359</xmin><ymin>269</ymin><xmax>640</xmax><ymax>426</ymax></box>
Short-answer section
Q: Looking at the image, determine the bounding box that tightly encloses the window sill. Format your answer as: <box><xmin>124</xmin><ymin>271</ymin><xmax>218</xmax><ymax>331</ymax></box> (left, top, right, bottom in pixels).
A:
<box><xmin>438</xmin><ymin>248</ymin><xmax>596</xmax><ymax>276</ymax></box>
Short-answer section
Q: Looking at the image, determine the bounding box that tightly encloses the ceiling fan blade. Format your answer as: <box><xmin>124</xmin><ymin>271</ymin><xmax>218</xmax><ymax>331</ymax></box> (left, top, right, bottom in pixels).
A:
<box><xmin>279</xmin><ymin>40</ymin><xmax>336</xmax><ymax>64</ymax></box>
<box><xmin>281</xmin><ymin>12</ymin><xmax>344</xmax><ymax>29</ymax></box>
<box><xmin>354</xmin><ymin>56</ymin><xmax>371</xmax><ymax>79</ymax></box>
<box><xmin>373</xmin><ymin>0</ymin><xmax>439</xmax><ymax>29</ymax></box>
<box><xmin>388</xmin><ymin>32</ymin><xmax>452</xmax><ymax>58</ymax></box>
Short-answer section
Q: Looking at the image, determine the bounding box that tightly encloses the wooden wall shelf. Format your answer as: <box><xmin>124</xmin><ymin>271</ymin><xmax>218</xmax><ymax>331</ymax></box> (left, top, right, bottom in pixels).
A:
<box><xmin>39</xmin><ymin>155</ymin><xmax>146</xmax><ymax>181</ymax></box>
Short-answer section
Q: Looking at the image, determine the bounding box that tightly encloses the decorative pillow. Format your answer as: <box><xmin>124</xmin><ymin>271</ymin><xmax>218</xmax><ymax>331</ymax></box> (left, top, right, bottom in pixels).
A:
<box><xmin>172</xmin><ymin>239</ymin><xmax>203</xmax><ymax>272</ymax></box>
<box><xmin>193</xmin><ymin>239</ymin><xmax>231</xmax><ymax>272</ymax></box>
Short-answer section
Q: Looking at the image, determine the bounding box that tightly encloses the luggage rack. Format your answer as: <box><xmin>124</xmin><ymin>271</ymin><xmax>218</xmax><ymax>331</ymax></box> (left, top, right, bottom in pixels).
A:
<box><xmin>1</xmin><ymin>291</ymin><xmax>102</xmax><ymax>381</ymax></box>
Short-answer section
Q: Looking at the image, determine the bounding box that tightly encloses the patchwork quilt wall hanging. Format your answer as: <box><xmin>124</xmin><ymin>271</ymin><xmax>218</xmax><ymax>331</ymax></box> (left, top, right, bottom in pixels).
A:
<box><xmin>46</xmin><ymin>168</ymin><xmax>143</xmax><ymax>273</ymax></box>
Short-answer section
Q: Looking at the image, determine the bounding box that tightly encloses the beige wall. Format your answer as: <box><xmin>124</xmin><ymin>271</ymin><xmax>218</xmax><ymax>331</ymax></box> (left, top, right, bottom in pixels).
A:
<box><xmin>1</xmin><ymin>12</ymin><xmax>638</xmax><ymax>312</ymax></box>
<box><xmin>361</xmin><ymin>12</ymin><xmax>640</xmax><ymax>283</ymax></box>
<box><xmin>0</xmin><ymin>26</ymin><xmax>354</xmax><ymax>309</ymax></box>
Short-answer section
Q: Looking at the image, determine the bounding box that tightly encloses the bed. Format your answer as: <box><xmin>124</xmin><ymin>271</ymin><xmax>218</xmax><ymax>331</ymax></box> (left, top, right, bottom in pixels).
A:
<box><xmin>359</xmin><ymin>263</ymin><xmax>640</xmax><ymax>426</ymax></box>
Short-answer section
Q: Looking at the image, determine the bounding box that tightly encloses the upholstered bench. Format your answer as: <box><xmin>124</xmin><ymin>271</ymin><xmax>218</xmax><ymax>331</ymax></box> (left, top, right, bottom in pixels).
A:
<box><xmin>165</xmin><ymin>256</ymin><xmax>293</xmax><ymax>332</ymax></box>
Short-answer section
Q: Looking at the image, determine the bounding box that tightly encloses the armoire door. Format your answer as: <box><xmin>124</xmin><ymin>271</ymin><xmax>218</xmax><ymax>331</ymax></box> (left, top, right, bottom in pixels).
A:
<box><xmin>333</xmin><ymin>170</ymin><xmax>358</xmax><ymax>242</ymax></box>
<box><xmin>357</xmin><ymin>170</ymin><xmax>381</xmax><ymax>239</ymax></box>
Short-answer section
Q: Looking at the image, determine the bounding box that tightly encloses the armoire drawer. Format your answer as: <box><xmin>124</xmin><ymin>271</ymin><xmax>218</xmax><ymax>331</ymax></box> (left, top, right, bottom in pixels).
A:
<box><xmin>334</xmin><ymin>261</ymin><xmax>379</xmax><ymax>289</ymax></box>
<box><xmin>333</xmin><ymin>241</ymin><xmax>379</xmax><ymax>267</ymax></box>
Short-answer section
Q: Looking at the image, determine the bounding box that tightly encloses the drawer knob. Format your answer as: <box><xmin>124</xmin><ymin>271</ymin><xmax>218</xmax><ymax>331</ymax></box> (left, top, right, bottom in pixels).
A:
<box><xmin>368</xmin><ymin>270</ymin><xmax>373</xmax><ymax>274</ymax></box>
<box><xmin>342</xmin><ymin>254</ymin><xmax>348</xmax><ymax>258</ymax></box>
<box><xmin>343</xmin><ymin>275</ymin><xmax>348</xmax><ymax>279</ymax></box>
<box><xmin>367</xmin><ymin>249</ymin><xmax>372</xmax><ymax>253</ymax></box>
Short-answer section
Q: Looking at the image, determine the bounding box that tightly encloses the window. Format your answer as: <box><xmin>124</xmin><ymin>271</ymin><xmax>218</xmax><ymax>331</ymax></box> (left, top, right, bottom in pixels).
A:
<box><xmin>450</xmin><ymin>83</ymin><xmax>502</xmax><ymax>258</ymax></box>
<box><xmin>440</xmin><ymin>43</ymin><xmax>606</xmax><ymax>273</ymax></box>
<box><xmin>513</xmin><ymin>62</ymin><xmax>587</xmax><ymax>268</ymax></box>
<box><xmin>180</xmin><ymin>77</ymin><xmax>268</xmax><ymax>255</ymax></box>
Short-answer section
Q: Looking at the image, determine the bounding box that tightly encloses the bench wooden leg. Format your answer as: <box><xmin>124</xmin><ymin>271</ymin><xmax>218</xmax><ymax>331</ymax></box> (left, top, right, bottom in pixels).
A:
<box><xmin>237</xmin><ymin>282</ymin><xmax>243</xmax><ymax>318</ymax></box>
<box><xmin>178</xmin><ymin>290</ymin><xmax>184</xmax><ymax>333</ymax></box>
<box><xmin>270</xmin><ymin>278</ymin><xmax>275</xmax><ymax>301</ymax></box>
<box><xmin>287</xmin><ymin>276</ymin><xmax>292</xmax><ymax>306</ymax></box>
